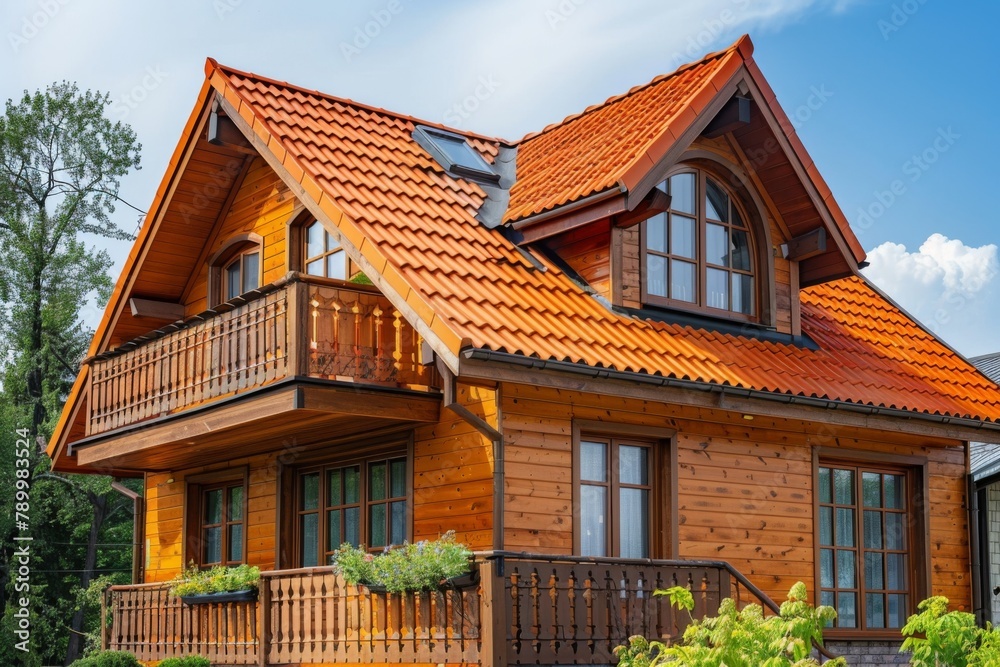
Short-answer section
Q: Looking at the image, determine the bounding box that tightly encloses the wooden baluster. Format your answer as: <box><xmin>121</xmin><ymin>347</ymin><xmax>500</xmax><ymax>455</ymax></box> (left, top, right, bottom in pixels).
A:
<box><xmin>509</xmin><ymin>568</ymin><xmax>522</xmax><ymax>657</ymax></box>
<box><xmin>372</xmin><ymin>305</ymin><xmax>384</xmax><ymax>382</ymax></box>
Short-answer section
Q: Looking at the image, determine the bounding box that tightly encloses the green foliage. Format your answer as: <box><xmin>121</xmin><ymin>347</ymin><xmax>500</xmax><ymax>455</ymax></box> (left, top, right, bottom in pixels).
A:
<box><xmin>169</xmin><ymin>564</ymin><xmax>260</xmax><ymax>597</ymax></box>
<box><xmin>331</xmin><ymin>530</ymin><xmax>472</xmax><ymax>593</ymax></box>
<box><xmin>616</xmin><ymin>582</ymin><xmax>846</xmax><ymax>667</ymax></box>
<box><xmin>900</xmin><ymin>595</ymin><xmax>1000</xmax><ymax>666</ymax></box>
<box><xmin>348</xmin><ymin>271</ymin><xmax>373</xmax><ymax>285</ymax></box>
<box><xmin>68</xmin><ymin>649</ymin><xmax>141</xmax><ymax>667</ymax></box>
<box><xmin>157</xmin><ymin>656</ymin><xmax>212</xmax><ymax>667</ymax></box>
<box><xmin>0</xmin><ymin>81</ymin><xmax>142</xmax><ymax>664</ymax></box>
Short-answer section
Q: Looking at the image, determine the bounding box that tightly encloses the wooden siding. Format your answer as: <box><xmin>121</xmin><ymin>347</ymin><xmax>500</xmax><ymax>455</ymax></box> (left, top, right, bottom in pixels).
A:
<box><xmin>546</xmin><ymin>218</ymin><xmax>613</xmax><ymax>300</ymax></box>
<box><xmin>412</xmin><ymin>382</ymin><xmax>496</xmax><ymax>549</ymax></box>
<box><xmin>499</xmin><ymin>382</ymin><xmax>971</xmax><ymax>609</ymax></box>
<box><xmin>184</xmin><ymin>156</ymin><xmax>295</xmax><ymax>315</ymax></box>
<box><xmin>144</xmin><ymin>453</ymin><xmax>278</xmax><ymax>582</ymax></box>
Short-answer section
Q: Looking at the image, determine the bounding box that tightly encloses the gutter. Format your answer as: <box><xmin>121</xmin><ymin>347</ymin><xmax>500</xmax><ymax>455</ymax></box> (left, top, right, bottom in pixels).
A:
<box><xmin>439</xmin><ymin>364</ymin><xmax>505</xmax><ymax>552</ymax></box>
<box><xmin>510</xmin><ymin>185</ymin><xmax>626</xmax><ymax>230</ymax></box>
<box><xmin>462</xmin><ymin>348</ymin><xmax>1000</xmax><ymax>435</ymax></box>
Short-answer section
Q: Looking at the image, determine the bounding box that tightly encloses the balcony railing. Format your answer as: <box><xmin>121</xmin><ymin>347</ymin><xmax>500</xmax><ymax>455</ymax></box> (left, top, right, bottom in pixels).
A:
<box><xmin>103</xmin><ymin>554</ymin><xmax>778</xmax><ymax>666</ymax></box>
<box><xmin>86</xmin><ymin>275</ymin><xmax>440</xmax><ymax>436</ymax></box>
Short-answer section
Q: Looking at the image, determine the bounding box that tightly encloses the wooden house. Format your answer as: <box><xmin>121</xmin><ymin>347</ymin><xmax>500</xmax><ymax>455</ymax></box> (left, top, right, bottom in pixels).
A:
<box><xmin>48</xmin><ymin>35</ymin><xmax>1000</xmax><ymax>664</ymax></box>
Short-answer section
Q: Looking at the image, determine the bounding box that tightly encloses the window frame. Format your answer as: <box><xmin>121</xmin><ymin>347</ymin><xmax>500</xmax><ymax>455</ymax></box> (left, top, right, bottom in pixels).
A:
<box><xmin>640</xmin><ymin>166</ymin><xmax>759</xmax><ymax>322</ymax></box>
<box><xmin>274</xmin><ymin>431</ymin><xmax>414</xmax><ymax>569</ymax></box>
<box><xmin>183</xmin><ymin>467</ymin><xmax>249</xmax><ymax>570</ymax></box>
<box><xmin>222</xmin><ymin>248</ymin><xmax>261</xmax><ymax>301</ymax></box>
<box><xmin>207</xmin><ymin>233</ymin><xmax>263</xmax><ymax>307</ymax></box>
<box><xmin>302</xmin><ymin>219</ymin><xmax>349</xmax><ymax>281</ymax></box>
<box><xmin>572</xmin><ymin>421</ymin><xmax>676</xmax><ymax>559</ymax></box>
<box><xmin>813</xmin><ymin>449</ymin><xmax>929</xmax><ymax>639</ymax></box>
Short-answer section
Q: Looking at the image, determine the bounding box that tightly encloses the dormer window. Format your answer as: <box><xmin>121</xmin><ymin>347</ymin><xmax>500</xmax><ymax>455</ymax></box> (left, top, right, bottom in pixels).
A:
<box><xmin>412</xmin><ymin>125</ymin><xmax>500</xmax><ymax>184</ymax></box>
<box><xmin>304</xmin><ymin>220</ymin><xmax>346</xmax><ymax>280</ymax></box>
<box><xmin>642</xmin><ymin>168</ymin><xmax>756</xmax><ymax>319</ymax></box>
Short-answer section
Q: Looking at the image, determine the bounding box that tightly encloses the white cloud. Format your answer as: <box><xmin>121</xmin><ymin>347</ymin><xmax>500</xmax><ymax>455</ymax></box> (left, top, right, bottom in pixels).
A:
<box><xmin>862</xmin><ymin>234</ymin><xmax>999</xmax><ymax>354</ymax></box>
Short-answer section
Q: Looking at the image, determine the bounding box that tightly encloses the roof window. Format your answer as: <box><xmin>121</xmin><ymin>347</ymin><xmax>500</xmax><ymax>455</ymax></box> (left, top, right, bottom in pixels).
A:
<box><xmin>413</xmin><ymin>125</ymin><xmax>500</xmax><ymax>184</ymax></box>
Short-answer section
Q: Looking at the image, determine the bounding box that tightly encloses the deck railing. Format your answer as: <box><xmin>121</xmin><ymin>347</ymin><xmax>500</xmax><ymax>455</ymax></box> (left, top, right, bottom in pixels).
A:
<box><xmin>86</xmin><ymin>275</ymin><xmax>439</xmax><ymax>436</ymax></box>
<box><xmin>103</xmin><ymin>554</ymin><xmax>780</xmax><ymax>666</ymax></box>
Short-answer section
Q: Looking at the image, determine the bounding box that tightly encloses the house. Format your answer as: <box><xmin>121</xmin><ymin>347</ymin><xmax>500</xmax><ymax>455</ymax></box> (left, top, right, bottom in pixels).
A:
<box><xmin>969</xmin><ymin>352</ymin><xmax>1000</xmax><ymax>627</ymax></box>
<box><xmin>47</xmin><ymin>35</ymin><xmax>1000</xmax><ymax>664</ymax></box>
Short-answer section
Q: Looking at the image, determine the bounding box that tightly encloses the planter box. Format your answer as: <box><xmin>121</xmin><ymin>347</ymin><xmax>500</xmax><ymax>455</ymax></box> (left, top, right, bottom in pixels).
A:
<box><xmin>179</xmin><ymin>588</ymin><xmax>258</xmax><ymax>605</ymax></box>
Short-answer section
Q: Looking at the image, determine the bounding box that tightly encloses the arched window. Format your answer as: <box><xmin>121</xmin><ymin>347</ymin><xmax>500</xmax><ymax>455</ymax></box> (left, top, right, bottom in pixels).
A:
<box><xmin>642</xmin><ymin>168</ymin><xmax>756</xmax><ymax>318</ymax></box>
<box><xmin>223</xmin><ymin>248</ymin><xmax>260</xmax><ymax>301</ymax></box>
<box><xmin>208</xmin><ymin>234</ymin><xmax>262</xmax><ymax>306</ymax></box>
<box><xmin>304</xmin><ymin>220</ymin><xmax>347</xmax><ymax>280</ymax></box>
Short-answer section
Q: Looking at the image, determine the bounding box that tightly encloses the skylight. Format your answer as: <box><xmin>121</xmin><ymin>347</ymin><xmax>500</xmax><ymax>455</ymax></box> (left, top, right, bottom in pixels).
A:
<box><xmin>413</xmin><ymin>125</ymin><xmax>500</xmax><ymax>184</ymax></box>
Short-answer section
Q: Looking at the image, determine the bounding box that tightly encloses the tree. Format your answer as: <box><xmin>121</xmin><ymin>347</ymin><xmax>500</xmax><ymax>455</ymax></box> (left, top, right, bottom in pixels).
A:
<box><xmin>0</xmin><ymin>82</ymin><xmax>142</xmax><ymax>665</ymax></box>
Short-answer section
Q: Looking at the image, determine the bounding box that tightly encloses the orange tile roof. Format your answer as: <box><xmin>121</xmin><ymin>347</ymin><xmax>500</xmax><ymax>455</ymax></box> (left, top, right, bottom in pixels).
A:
<box><xmin>204</xmin><ymin>53</ymin><xmax>1000</xmax><ymax>425</ymax></box>
<box><xmin>506</xmin><ymin>40</ymin><xmax>743</xmax><ymax>222</ymax></box>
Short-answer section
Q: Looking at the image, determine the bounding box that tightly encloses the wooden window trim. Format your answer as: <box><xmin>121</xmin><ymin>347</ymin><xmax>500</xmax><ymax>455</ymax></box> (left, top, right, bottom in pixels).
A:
<box><xmin>288</xmin><ymin>212</ymin><xmax>357</xmax><ymax>282</ymax></box>
<box><xmin>207</xmin><ymin>233</ymin><xmax>263</xmax><ymax>307</ymax></box>
<box><xmin>812</xmin><ymin>447</ymin><xmax>929</xmax><ymax>640</ymax></box>
<box><xmin>571</xmin><ymin>421</ymin><xmax>677</xmax><ymax>559</ymax></box>
<box><xmin>182</xmin><ymin>466</ymin><xmax>249</xmax><ymax>569</ymax></box>
<box><xmin>640</xmin><ymin>166</ymin><xmax>759</xmax><ymax>322</ymax></box>
<box><xmin>282</xmin><ymin>435</ymin><xmax>413</xmax><ymax>568</ymax></box>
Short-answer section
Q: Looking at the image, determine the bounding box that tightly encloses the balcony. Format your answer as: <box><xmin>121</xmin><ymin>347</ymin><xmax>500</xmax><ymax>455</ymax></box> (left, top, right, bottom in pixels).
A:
<box><xmin>102</xmin><ymin>554</ymin><xmax>773</xmax><ymax>666</ymax></box>
<box><xmin>74</xmin><ymin>275</ymin><xmax>442</xmax><ymax>470</ymax></box>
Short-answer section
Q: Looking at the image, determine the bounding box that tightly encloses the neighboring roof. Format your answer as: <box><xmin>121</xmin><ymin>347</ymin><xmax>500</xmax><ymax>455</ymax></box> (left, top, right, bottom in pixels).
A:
<box><xmin>46</xmin><ymin>36</ymin><xmax>1000</xmax><ymax>466</ymax></box>
<box><xmin>972</xmin><ymin>353</ymin><xmax>1000</xmax><ymax>384</ymax></box>
<box><xmin>970</xmin><ymin>353</ymin><xmax>1000</xmax><ymax>477</ymax></box>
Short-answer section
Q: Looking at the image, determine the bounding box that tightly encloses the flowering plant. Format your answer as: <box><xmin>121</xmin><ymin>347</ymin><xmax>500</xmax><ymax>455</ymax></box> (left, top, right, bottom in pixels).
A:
<box><xmin>330</xmin><ymin>530</ymin><xmax>472</xmax><ymax>593</ymax></box>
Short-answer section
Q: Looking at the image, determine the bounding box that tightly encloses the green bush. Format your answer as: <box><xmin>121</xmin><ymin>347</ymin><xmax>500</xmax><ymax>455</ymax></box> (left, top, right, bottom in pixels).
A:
<box><xmin>331</xmin><ymin>530</ymin><xmax>472</xmax><ymax>593</ymax></box>
<box><xmin>169</xmin><ymin>563</ymin><xmax>260</xmax><ymax>597</ymax></box>
<box><xmin>157</xmin><ymin>656</ymin><xmax>212</xmax><ymax>667</ymax></box>
<box><xmin>901</xmin><ymin>596</ymin><xmax>1000</xmax><ymax>666</ymax></box>
<box><xmin>69</xmin><ymin>650</ymin><xmax>141</xmax><ymax>667</ymax></box>
<box><xmin>614</xmin><ymin>582</ymin><xmax>847</xmax><ymax>667</ymax></box>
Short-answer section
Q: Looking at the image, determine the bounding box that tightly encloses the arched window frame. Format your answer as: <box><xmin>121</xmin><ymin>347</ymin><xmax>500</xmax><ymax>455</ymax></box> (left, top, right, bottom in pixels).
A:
<box><xmin>208</xmin><ymin>233</ymin><xmax>263</xmax><ymax>307</ymax></box>
<box><xmin>639</xmin><ymin>156</ymin><xmax>774</xmax><ymax>325</ymax></box>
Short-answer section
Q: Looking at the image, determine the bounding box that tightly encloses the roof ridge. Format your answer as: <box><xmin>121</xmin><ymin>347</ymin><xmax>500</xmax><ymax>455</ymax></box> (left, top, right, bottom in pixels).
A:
<box><xmin>516</xmin><ymin>34</ymin><xmax>751</xmax><ymax>145</ymax></box>
<box><xmin>206</xmin><ymin>58</ymin><xmax>507</xmax><ymax>145</ymax></box>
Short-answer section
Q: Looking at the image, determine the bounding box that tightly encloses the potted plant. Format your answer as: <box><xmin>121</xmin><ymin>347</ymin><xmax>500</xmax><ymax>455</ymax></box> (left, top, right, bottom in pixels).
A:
<box><xmin>169</xmin><ymin>563</ymin><xmax>261</xmax><ymax>604</ymax></box>
<box><xmin>330</xmin><ymin>530</ymin><xmax>474</xmax><ymax>593</ymax></box>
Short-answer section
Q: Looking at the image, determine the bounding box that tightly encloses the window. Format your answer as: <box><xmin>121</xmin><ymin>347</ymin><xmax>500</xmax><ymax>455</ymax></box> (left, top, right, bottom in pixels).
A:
<box><xmin>578</xmin><ymin>437</ymin><xmax>652</xmax><ymax>558</ymax></box>
<box><xmin>296</xmin><ymin>456</ymin><xmax>408</xmax><ymax>566</ymax></box>
<box><xmin>412</xmin><ymin>125</ymin><xmax>500</xmax><ymax>184</ymax></box>
<box><xmin>642</xmin><ymin>168</ymin><xmax>755</xmax><ymax>317</ymax></box>
<box><xmin>216</xmin><ymin>245</ymin><xmax>260</xmax><ymax>303</ymax></box>
<box><xmin>197</xmin><ymin>482</ymin><xmax>245</xmax><ymax>567</ymax></box>
<box><xmin>304</xmin><ymin>220</ymin><xmax>347</xmax><ymax>280</ymax></box>
<box><xmin>818</xmin><ymin>463</ymin><xmax>913</xmax><ymax>630</ymax></box>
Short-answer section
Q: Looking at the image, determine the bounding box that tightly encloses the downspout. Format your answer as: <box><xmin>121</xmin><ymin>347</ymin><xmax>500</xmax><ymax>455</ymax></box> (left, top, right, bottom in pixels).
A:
<box><xmin>440</xmin><ymin>364</ymin><xmax>505</xmax><ymax>551</ymax></box>
<box><xmin>111</xmin><ymin>481</ymin><xmax>144</xmax><ymax>584</ymax></box>
<box><xmin>969</xmin><ymin>443</ymin><xmax>984</xmax><ymax>624</ymax></box>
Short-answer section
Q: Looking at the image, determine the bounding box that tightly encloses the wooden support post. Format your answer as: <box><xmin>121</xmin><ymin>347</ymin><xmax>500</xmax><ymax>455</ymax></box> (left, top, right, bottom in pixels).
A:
<box><xmin>258</xmin><ymin>577</ymin><xmax>271</xmax><ymax>667</ymax></box>
<box><xmin>479</xmin><ymin>559</ymin><xmax>508</xmax><ymax>667</ymax></box>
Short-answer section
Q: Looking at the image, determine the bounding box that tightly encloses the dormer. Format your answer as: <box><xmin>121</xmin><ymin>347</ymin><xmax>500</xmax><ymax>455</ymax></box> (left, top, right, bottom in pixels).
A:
<box><xmin>508</xmin><ymin>37</ymin><xmax>864</xmax><ymax>340</ymax></box>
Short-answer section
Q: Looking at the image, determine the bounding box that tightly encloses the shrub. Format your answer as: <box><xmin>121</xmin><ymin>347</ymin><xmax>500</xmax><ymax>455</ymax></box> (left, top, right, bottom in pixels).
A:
<box><xmin>169</xmin><ymin>563</ymin><xmax>260</xmax><ymax>597</ymax></box>
<box><xmin>901</xmin><ymin>596</ymin><xmax>1000</xmax><ymax>666</ymax></box>
<box><xmin>331</xmin><ymin>530</ymin><xmax>472</xmax><ymax>593</ymax></box>
<box><xmin>69</xmin><ymin>650</ymin><xmax>141</xmax><ymax>667</ymax></box>
<box><xmin>614</xmin><ymin>582</ymin><xmax>847</xmax><ymax>667</ymax></box>
<box><xmin>157</xmin><ymin>656</ymin><xmax>212</xmax><ymax>667</ymax></box>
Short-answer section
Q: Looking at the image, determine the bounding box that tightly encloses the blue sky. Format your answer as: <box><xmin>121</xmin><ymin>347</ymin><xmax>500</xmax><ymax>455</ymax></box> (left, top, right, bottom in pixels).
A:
<box><xmin>2</xmin><ymin>0</ymin><xmax>998</xmax><ymax>355</ymax></box>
